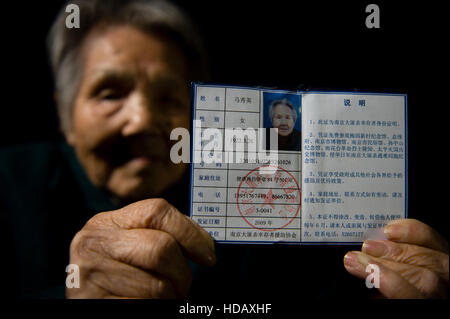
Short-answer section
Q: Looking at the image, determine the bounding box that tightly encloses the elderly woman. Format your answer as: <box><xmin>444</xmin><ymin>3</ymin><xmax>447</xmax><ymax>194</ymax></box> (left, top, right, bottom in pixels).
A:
<box><xmin>0</xmin><ymin>0</ymin><xmax>447</xmax><ymax>300</ymax></box>
<box><xmin>267</xmin><ymin>98</ymin><xmax>301</xmax><ymax>151</ymax></box>
<box><xmin>2</xmin><ymin>0</ymin><xmax>212</xmax><ymax>299</ymax></box>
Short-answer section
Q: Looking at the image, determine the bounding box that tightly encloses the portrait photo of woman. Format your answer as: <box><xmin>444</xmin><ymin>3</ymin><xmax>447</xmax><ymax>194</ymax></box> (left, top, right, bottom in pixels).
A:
<box><xmin>263</xmin><ymin>92</ymin><xmax>301</xmax><ymax>152</ymax></box>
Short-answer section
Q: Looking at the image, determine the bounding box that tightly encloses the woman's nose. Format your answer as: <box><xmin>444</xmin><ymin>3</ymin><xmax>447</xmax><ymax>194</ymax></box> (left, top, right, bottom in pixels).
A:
<box><xmin>121</xmin><ymin>92</ymin><xmax>162</xmax><ymax>136</ymax></box>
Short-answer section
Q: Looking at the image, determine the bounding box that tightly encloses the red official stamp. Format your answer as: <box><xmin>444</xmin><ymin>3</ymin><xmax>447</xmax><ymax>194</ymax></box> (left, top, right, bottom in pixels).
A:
<box><xmin>236</xmin><ymin>165</ymin><xmax>301</xmax><ymax>231</ymax></box>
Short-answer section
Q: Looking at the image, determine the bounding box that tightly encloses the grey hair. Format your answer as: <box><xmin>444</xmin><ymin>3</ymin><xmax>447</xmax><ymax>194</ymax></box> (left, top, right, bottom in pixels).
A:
<box><xmin>269</xmin><ymin>99</ymin><xmax>298</xmax><ymax>123</ymax></box>
<box><xmin>47</xmin><ymin>0</ymin><xmax>209</xmax><ymax>134</ymax></box>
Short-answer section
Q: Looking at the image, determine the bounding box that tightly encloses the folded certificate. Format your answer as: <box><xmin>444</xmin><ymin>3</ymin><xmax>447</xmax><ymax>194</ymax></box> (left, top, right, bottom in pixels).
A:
<box><xmin>189</xmin><ymin>83</ymin><xmax>407</xmax><ymax>244</ymax></box>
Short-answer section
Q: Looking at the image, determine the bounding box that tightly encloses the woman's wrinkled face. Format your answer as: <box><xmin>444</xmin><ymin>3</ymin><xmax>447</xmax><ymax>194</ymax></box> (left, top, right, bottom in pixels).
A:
<box><xmin>272</xmin><ymin>104</ymin><xmax>295</xmax><ymax>136</ymax></box>
<box><xmin>67</xmin><ymin>25</ymin><xmax>190</xmax><ymax>202</ymax></box>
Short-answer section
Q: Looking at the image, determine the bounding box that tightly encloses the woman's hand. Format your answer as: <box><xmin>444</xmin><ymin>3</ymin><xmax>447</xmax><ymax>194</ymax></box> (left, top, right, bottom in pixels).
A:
<box><xmin>67</xmin><ymin>198</ymin><xmax>216</xmax><ymax>298</ymax></box>
<box><xmin>344</xmin><ymin>219</ymin><xmax>448</xmax><ymax>298</ymax></box>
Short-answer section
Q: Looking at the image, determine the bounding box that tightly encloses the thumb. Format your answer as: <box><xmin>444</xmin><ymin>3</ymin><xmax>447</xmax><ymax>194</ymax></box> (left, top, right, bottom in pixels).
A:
<box><xmin>358</xmin><ymin>253</ymin><xmax>424</xmax><ymax>299</ymax></box>
<box><xmin>344</xmin><ymin>251</ymin><xmax>424</xmax><ymax>299</ymax></box>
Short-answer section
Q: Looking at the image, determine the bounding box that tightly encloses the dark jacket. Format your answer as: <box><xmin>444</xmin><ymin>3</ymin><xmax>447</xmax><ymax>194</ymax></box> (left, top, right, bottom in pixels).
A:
<box><xmin>1</xmin><ymin>141</ymin><xmax>370</xmax><ymax>299</ymax></box>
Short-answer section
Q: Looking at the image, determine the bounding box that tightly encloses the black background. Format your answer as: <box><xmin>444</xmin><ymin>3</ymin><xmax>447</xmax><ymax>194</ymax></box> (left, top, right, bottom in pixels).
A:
<box><xmin>1</xmin><ymin>1</ymin><xmax>443</xmax><ymax>143</ymax></box>
<box><xmin>2</xmin><ymin>0</ymin><xmax>447</xmax><ymax>312</ymax></box>
<box><xmin>1</xmin><ymin>0</ymin><xmax>445</xmax><ymax>233</ymax></box>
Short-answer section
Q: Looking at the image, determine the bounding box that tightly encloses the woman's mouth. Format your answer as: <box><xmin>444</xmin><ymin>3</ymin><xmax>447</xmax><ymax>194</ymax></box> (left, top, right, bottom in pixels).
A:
<box><xmin>278</xmin><ymin>125</ymin><xmax>289</xmax><ymax>132</ymax></box>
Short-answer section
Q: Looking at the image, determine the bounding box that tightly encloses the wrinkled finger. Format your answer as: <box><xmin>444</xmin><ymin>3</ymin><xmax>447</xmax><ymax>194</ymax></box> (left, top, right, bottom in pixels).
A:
<box><xmin>86</xmin><ymin>256</ymin><xmax>177</xmax><ymax>299</ymax></box>
<box><xmin>103</xmin><ymin>228</ymin><xmax>192</xmax><ymax>298</ymax></box>
<box><xmin>343</xmin><ymin>251</ymin><xmax>423</xmax><ymax>299</ymax></box>
<box><xmin>362</xmin><ymin>240</ymin><xmax>449</xmax><ymax>283</ymax></box>
<box><xmin>100</xmin><ymin>198</ymin><xmax>215</xmax><ymax>266</ymax></box>
<box><xmin>356</xmin><ymin>253</ymin><xmax>448</xmax><ymax>298</ymax></box>
<box><xmin>384</xmin><ymin>219</ymin><xmax>449</xmax><ymax>253</ymax></box>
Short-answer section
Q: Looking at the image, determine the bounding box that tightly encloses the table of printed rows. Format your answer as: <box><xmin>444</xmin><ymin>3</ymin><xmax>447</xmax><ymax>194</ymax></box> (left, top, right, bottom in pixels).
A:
<box><xmin>191</xmin><ymin>86</ymin><xmax>301</xmax><ymax>242</ymax></box>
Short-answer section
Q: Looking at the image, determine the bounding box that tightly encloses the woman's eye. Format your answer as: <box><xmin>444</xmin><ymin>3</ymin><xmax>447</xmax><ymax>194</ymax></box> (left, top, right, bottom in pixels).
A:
<box><xmin>99</xmin><ymin>89</ymin><xmax>126</xmax><ymax>100</ymax></box>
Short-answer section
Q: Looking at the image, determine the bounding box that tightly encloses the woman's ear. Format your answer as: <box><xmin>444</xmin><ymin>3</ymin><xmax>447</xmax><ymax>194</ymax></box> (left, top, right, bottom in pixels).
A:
<box><xmin>66</xmin><ymin>130</ymin><xmax>76</xmax><ymax>146</ymax></box>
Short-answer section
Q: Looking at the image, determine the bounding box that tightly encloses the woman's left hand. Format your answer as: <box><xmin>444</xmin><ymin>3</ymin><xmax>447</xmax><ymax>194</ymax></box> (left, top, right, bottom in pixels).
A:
<box><xmin>343</xmin><ymin>219</ymin><xmax>448</xmax><ymax>298</ymax></box>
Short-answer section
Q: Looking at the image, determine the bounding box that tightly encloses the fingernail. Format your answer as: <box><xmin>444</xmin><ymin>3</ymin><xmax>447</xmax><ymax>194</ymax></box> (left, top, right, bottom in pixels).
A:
<box><xmin>362</xmin><ymin>240</ymin><xmax>387</xmax><ymax>257</ymax></box>
<box><xmin>384</xmin><ymin>224</ymin><xmax>405</xmax><ymax>240</ymax></box>
<box><xmin>343</xmin><ymin>252</ymin><xmax>361</xmax><ymax>269</ymax></box>
<box><xmin>383</xmin><ymin>225</ymin><xmax>393</xmax><ymax>237</ymax></box>
<box><xmin>207</xmin><ymin>247</ymin><xmax>216</xmax><ymax>265</ymax></box>
<box><xmin>357</xmin><ymin>252</ymin><xmax>371</xmax><ymax>266</ymax></box>
<box><xmin>208</xmin><ymin>253</ymin><xmax>216</xmax><ymax>265</ymax></box>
